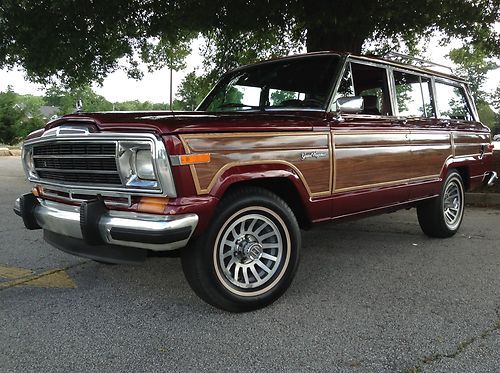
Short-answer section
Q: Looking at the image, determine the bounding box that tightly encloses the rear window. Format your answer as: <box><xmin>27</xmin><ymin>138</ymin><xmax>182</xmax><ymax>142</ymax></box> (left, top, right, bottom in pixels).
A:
<box><xmin>434</xmin><ymin>82</ymin><xmax>473</xmax><ymax>121</ymax></box>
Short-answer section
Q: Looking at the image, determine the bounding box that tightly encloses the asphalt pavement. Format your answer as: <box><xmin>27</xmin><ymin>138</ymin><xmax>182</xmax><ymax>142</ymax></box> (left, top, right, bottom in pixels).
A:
<box><xmin>0</xmin><ymin>156</ymin><xmax>499</xmax><ymax>372</ymax></box>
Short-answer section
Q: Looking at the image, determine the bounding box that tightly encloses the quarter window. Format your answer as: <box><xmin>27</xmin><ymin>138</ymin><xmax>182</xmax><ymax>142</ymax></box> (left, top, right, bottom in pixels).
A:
<box><xmin>394</xmin><ymin>71</ymin><xmax>435</xmax><ymax>118</ymax></box>
<box><xmin>435</xmin><ymin>82</ymin><xmax>473</xmax><ymax>121</ymax></box>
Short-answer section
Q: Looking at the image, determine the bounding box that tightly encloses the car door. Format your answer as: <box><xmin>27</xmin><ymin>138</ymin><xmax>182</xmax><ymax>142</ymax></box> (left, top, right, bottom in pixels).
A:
<box><xmin>391</xmin><ymin>70</ymin><xmax>454</xmax><ymax>200</ymax></box>
<box><xmin>328</xmin><ymin>60</ymin><xmax>413</xmax><ymax>218</ymax></box>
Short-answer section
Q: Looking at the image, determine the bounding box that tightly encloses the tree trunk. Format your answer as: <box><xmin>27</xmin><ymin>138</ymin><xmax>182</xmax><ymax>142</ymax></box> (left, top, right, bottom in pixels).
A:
<box><xmin>306</xmin><ymin>26</ymin><xmax>365</xmax><ymax>54</ymax></box>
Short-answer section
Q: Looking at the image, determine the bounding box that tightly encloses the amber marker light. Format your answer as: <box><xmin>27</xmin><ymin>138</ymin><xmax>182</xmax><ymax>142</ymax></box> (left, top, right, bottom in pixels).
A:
<box><xmin>179</xmin><ymin>153</ymin><xmax>211</xmax><ymax>165</ymax></box>
<box><xmin>32</xmin><ymin>185</ymin><xmax>42</xmax><ymax>197</ymax></box>
<box><xmin>137</xmin><ymin>197</ymin><xmax>170</xmax><ymax>214</ymax></box>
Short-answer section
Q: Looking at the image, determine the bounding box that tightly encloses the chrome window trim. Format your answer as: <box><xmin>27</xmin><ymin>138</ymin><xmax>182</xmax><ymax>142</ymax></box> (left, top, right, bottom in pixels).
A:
<box><xmin>22</xmin><ymin>131</ymin><xmax>177</xmax><ymax>198</ymax></box>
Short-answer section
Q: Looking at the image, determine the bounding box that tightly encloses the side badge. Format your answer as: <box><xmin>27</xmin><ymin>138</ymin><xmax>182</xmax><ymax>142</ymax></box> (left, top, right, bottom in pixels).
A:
<box><xmin>301</xmin><ymin>151</ymin><xmax>328</xmax><ymax>161</ymax></box>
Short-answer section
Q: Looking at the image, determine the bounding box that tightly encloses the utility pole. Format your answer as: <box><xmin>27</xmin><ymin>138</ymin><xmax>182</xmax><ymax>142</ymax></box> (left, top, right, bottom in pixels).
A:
<box><xmin>169</xmin><ymin>62</ymin><xmax>173</xmax><ymax>111</ymax></box>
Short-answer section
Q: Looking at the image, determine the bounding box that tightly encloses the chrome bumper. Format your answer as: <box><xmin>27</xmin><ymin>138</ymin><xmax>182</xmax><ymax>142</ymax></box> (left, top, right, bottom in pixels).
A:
<box><xmin>14</xmin><ymin>196</ymin><xmax>198</xmax><ymax>252</ymax></box>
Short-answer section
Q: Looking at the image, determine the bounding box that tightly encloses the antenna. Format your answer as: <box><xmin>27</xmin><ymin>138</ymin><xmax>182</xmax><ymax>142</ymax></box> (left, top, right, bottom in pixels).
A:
<box><xmin>382</xmin><ymin>52</ymin><xmax>454</xmax><ymax>74</ymax></box>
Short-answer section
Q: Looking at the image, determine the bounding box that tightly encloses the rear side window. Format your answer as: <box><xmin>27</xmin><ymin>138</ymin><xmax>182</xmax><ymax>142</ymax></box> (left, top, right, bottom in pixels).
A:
<box><xmin>435</xmin><ymin>82</ymin><xmax>473</xmax><ymax>121</ymax></box>
<box><xmin>394</xmin><ymin>71</ymin><xmax>435</xmax><ymax>118</ymax></box>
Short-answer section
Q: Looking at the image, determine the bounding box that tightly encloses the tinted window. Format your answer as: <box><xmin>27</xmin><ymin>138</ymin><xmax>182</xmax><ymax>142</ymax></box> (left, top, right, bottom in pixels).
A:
<box><xmin>394</xmin><ymin>71</ymin><xmax>435</xmax><ymax>118</ymax></box>
<box><xmin>435</xmin><ymin>82</ymin><xmax>473</xmax><ymax>121</ymax></box>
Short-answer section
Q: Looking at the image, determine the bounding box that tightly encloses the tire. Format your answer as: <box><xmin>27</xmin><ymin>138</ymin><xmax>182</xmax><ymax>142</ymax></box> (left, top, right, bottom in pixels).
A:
<box><xmin>417</xmin><ymin>170</ymin><xmax>465</xmax><ymax>238</ymax></box>
<box><xmin>181</xmin><ymin>187</ymin><xmax>300</xmax><ymax>312</ymax></box>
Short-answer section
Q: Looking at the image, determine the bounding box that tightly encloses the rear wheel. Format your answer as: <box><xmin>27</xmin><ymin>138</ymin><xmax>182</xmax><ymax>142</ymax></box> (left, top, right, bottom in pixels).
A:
<box><xmin>181</xmin><ymin>187</ymin><xmax>300</xmax><ymax>312</ymax></box>
<box><xmin>417</xmin><ymin>170</ymin><xmax>465</xmax><ymax>238</ymax></box>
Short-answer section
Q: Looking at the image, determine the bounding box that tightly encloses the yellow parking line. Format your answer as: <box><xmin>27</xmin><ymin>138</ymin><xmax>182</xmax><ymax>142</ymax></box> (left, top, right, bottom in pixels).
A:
<box><xmin>0</xmin><ymin>265</ymin><xmax>33</xmax><ymax>279</ymax></box>
<box><xmin>0</xmin><ymin>264</ymin><xmax>76</xmax><ymax>289</ymax></box>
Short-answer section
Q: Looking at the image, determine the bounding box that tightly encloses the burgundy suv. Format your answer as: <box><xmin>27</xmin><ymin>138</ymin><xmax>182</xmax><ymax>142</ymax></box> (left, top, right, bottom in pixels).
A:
<box><xmin>15</xmin><ymin>52</ymin><xmax>497</xmax><ymax>311</ymax></box>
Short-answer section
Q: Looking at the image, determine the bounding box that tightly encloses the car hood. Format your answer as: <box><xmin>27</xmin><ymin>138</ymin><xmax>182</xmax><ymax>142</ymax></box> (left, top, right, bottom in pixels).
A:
<box><xmin>43</xmin><ymin>110</ymin><xmax>327</xmax><ymax>135</ymax></box>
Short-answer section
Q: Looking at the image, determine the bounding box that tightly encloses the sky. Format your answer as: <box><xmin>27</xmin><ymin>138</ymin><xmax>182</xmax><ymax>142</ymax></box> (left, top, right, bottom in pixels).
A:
<box><xmin>0</xmin><ymin>36</ymin><xmax>498</xmax><ymax>105</ymax></box>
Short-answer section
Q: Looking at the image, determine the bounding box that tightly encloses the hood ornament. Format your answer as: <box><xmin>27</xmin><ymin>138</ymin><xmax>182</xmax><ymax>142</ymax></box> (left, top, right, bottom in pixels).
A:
<box><xmin>75</xmin><ymin>99</ymin><xmax>83</xmax><ymax>113</ymax></box>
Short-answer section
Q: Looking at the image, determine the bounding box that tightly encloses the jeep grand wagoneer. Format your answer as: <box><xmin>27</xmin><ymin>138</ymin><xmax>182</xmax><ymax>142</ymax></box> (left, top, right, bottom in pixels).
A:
<box><xmin>15</xmin><ymin>52</ymin><xmax>497</xmax><ymax>311</ymax></box>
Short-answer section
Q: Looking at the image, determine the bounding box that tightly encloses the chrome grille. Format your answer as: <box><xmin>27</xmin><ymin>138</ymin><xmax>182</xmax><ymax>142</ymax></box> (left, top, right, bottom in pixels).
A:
<box><xmin>23</xmin><ymin>129</ymin><xmax>177</xmax><ymax>197</ymax></box>
<box><xmin>32</xmin><ymin>141</ymin><xmax>121</xmax><ymax>186</ymax></box>
<box><xmin>33</xmin><ymin>143</ymin><xmax>116</xmax><ymax>156</ymax></box>
<box><xmin>33</xmin><ymin>157</ymin><xmax>117</xmax><ymax>171</ymax></box>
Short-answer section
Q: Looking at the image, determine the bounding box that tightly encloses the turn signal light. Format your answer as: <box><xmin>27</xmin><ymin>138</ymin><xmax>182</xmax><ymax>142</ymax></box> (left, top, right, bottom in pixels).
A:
<box><xmin>179</xmin><ymin>153</ymin><xmax>211</xmax><ymax>165</ymax></box>
<box><xmin>137</xmin><ymin>197</ymin><xmax>170</xmax><ymax>214</ymax></box>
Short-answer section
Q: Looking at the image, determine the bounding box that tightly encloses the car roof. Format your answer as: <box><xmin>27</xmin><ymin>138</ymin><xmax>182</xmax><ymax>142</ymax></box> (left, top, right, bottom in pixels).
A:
<box><xmin>228</xmin><ymin>51</ymin><xmax>467</xmax><ymax>84</ymax></box>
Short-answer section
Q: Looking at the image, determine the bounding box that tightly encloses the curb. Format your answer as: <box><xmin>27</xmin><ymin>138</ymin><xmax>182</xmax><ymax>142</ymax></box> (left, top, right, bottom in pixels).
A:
<box><xmin>466</xmin><ymin>193</ymin><xmax>500</xmax><ymax>207</ymax></box>
<box><xmin>0</xmin><ymin>148</ymin><xmax>12</xmax><ymax>156</ymax></box>
<box><xmin>0</xmin><ymin>148</ymin><xmax>21</xmax><ymax>156</ymax></box>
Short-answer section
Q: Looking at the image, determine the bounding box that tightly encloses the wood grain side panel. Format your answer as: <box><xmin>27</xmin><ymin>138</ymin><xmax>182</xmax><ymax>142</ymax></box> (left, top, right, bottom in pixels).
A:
<box><xmin>180</xmin><ymin>133</ymin><xmax>331</xmax><ymax>196</ymax></box>
<box><xmin>408</xmin><ymin>132</ymin><xmax>452</xmax><ymax>179</ymax></box>
<box><xmin>454</xmin><ymin>132</ymin><xmax>490</xmax><ymax>157</ymax></box>
<box><xmin>334</xmin><ymin>146</ymin><xmax>412</xmax><ymax>191</ymax></box>
<box><xmin>334</xmin><ymin>132</ymin><xmax>407</xmax><ymax>148</ymax></box>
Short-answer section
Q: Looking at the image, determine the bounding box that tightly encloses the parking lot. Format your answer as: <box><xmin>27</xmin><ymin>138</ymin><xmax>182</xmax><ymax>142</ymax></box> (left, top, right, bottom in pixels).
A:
<box><xmin>0</xmin><ymin>156</ymin><xmax>499</xmax><ymax>372</ymax></box>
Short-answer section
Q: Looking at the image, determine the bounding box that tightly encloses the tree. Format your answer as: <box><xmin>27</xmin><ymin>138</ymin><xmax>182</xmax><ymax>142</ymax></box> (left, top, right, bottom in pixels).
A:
<box><xmin>1</xmin><ymin>1</ymin><xmax>498</xmax><ymax>87</ymax></box>
<box><xmin>448</xmin><ymin>46</ymin><xmax>498</xmax><ymax>103</ymax></box>
<box><xmin>448</xmin><ymin>45</ymin><xmax>499</xmax><ymax>128</ymax></box>
<box><xmin>44</xmin><ymin>86</ymin><xmax>113</xmax><ymax>115</ymax></box>
<box><xmin>172</xmin><ymin>72</ymin><xmax>212</xmax><ymax>111</ymax></box>
<box><xmin>0</xmin><ymin>87</ymin><xmax>24</xmax><ymax>145</ymax></box>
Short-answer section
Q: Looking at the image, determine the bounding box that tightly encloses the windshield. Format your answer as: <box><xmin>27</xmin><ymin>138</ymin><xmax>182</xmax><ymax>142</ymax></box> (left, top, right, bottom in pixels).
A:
<box><xmin>198</xmin><ymin>55</ymin><xmax>340</xmax><ymax>112</ymax></box>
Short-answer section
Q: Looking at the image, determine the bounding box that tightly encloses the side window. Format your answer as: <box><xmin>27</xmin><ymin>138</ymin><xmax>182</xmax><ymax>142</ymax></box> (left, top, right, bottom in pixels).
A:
<box><xmin>332</xmin><ymin>62</ymin><xmax>391</xmax><ymax>115</ymax></box>
<box><xmin>394</xmin><ymin>71</ymin><xmax>435</xmax><ymax>118</ymax></box>
<box><xmin>351</xmin><ymin>63</ymin><xmax>392</xmax><ymax>116</ymax></box>
<box><xmin>435</xmin><ymin>82</ymin><xmax>473</xmax><ymax>121</ymax></box>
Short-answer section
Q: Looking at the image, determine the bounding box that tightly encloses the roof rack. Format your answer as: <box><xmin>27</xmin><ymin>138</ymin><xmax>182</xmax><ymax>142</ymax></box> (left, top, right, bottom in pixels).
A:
<box><xmin>382</xmin><ymin>51</ymin><xmax>454</xmax><ymax>74</ymax></box>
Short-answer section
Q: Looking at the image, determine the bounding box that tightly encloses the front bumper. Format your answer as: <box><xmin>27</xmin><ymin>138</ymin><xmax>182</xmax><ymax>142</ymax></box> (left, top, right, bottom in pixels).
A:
<box><xmin>14</xmin><ymin>193</ymin><xmax>198</xmax><ymax>263</ymax></box>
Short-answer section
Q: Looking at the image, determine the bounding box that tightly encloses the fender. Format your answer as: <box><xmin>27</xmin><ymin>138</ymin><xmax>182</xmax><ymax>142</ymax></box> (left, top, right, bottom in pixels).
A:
<box><xmin>208</xmin><ymin>162</ymin><xmax>310</xmax><ymax>200</ymax></box>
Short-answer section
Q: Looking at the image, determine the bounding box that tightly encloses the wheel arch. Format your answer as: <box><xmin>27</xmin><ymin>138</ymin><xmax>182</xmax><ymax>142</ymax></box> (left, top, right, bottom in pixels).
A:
<box><xmin>209</xmin><ymin>166</ymin><xmax>312</xmax><ymax>229</ymax></box>
<box><xmin>442</xmin><ymin>160</ymin><xmax>471</xmax><ymax>191</ymax></box>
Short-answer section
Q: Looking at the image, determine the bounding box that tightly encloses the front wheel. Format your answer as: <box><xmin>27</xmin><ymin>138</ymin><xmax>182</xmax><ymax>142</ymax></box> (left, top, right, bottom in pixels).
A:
<box><xmin>417</xmin><ymin>170</ymin><xmax>465</xmax><ymax>238</ymax></box>
<box><xmin>181</xmin><ymin>187</ymin><xmax>300</xmax><ymax>312</ymax></box>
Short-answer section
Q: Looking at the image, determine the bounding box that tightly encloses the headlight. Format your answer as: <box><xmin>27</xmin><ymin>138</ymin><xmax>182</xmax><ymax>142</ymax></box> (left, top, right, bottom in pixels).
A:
<box><xmin>118</xmin><ymin>141</ymin><xmax>158</xmax><ymax>188</ymax></box>
<box><xmin>135</xmin><ymin>149</ymin><xmax>156</xmax><ymax>180</ymax></box>
<box><xmin>22</xmin><ymin>146</ymin><xmax>37</xmax><ymax>179</ymax></box>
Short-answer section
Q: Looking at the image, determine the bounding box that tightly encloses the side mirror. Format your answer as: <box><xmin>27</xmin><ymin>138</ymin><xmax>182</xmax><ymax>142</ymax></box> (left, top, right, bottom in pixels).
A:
<box><xmin>336</xmin><ymin>96</ymin><xmax>363</xmax><ymax>114</ymax></box>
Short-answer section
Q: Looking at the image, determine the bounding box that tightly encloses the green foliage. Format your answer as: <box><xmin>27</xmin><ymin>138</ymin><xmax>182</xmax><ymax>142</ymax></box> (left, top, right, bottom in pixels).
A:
<box><xmin>492</xmin><ymin>114</ymin><xmax>500</xmax><ymax>135</ymax></box>
<box><xmin>14</xmin><ymin>116</ymin><xmax>45</xmax><ymax>141</ymax></box>
<box><xmin>44</xmin><ymin>86</ymin><xmax>113</xmax><ymax>115</ymax></box>
<box><xmin>141</xmin><ymin>35</ymin><xmax>193</xmax><ymax>73</ymax></box>
<box><xmin>0</xmin><ymin>86</ymin><xmax>167</xmax><ymax>144</ymax></box>
<box><xmin>1</xmin><ymin>1</ymin><xmax>498</xmax><ymax>88</ymax></box>
<box><xmin>448</xmin><ymin>45</ymin><xmax>499</xmax><ymax>129</ymax></box>
<box><xmin>172</xmin><ymin>72</ymin><xmax>212</xmax><ymax>111</ymax></box>
<box><xmin>270</xmin><ymin>90</ymin><xmax>298</xmax><ymax>106</ymax></box>
<box><xmin>448</xmin><ymin>46</ymin><xmax>498</xmax><ymax>103</ymax></box>
<box><xmin>0</xmin><ymin>87</ymin><xmax>24</xmax><ymax>145</ymax></box>
<box><xmin>114</xmin><ymin>101</ymin><xmax>166</xmax><ymax>111</ymax></box>
<box><xmin>476</xmin><ymin>100</ymin><xmax>497</xmax><ymax>129</ymax></box>
<box><xmin>490</xmin><ymin>87</ymin><xmax>500</xmax><ymax>111</ymax></box>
